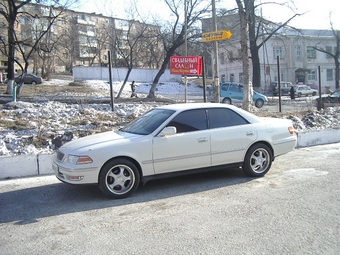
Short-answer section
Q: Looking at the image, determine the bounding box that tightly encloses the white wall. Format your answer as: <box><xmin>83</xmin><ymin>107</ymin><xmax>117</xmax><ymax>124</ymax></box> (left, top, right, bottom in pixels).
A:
<box><xmin>73</xmin><ymin>67</ymin><xmax>182</xmax><ymax>83</ymax></box>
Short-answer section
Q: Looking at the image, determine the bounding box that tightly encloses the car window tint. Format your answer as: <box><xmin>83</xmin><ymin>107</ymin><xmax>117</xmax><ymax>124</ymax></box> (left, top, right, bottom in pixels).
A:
<box><xmin>221</xmin><ymin>84</ymin><xmax>229</xmax><ymax>91</ymax></box>
<box><xmin>167</xmin><ymin>109</ymin><xmax>207</xmax><ymax>133</ymax></box>
<box><xmin>208</xmin><ymin>108</ymin><xmax>249</xmax><ymax>129</ymax></box>
<box><xmin>230</xmin><ymin>84</ymin><xmax>239</xmax><ymax>92</ymax></box>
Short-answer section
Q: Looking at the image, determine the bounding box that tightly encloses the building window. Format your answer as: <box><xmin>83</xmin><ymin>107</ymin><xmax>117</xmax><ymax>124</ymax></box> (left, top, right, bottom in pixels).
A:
<box><xmin>273</xmin><ymin>46</ymin><xmax>283</xmax><ymax>58</ymax></box>
<box><xmin>221</xmin><ymin>74</ymin><xmax>225</xmax><ymax>82</ymax></box>
<box><xmin>230</xmin><ymin>73</ymin><xmax>234</xmax><ymax>82</ymax></box>
<box><xmin>273</xmin><ymin>70</ymin><xmax>285</xmax><ymax>82</ymax></box>
<box><xmin>307</xmin><ymin>46</ymin><xmax>316</xmax><ymax>59</ymax></box>
<box><xmin>327</xmin><ymin>69</ymin><xmax>333</xmax><ymax>81</ymax></box>
<box><xmin>325</xmin><ymin>46</ymin><xmax>332</xmax><ymax>58</ymax></box>
<box><xmin>308</xmin><ymin>70</ymin><xmax>317</xmax><ymax>81</ymax></box>
<box><xmin>295</xmin><ymin>46</ymin><xmax>301</xmax><ymax>61</ymax></box>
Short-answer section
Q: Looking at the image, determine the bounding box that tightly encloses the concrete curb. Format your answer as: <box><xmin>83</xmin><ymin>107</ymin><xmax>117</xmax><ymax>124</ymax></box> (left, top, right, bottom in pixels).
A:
<box><xmin>1</xmin><ymin>129</ymin><xmax>340</xmax><ymax>180</ymax></box>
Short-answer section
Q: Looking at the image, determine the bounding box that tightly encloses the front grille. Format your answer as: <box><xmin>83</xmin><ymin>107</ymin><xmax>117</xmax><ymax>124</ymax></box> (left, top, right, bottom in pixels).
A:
<box><xmin>57</xmin><ymin>151</ymin><xmax>65</xmax><ymax>161</ymax></box>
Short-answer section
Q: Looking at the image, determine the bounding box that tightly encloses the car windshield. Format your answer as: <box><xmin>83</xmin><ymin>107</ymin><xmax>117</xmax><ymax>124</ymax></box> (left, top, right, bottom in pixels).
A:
<box><xmin>331</xmin><ymin>90</ymin><xmax>340</xmax><ymax>97</ymax></box>
<box><xmin>119</xmin><ymin>109</ymin><xmax>175</xmax><ymax>135</ymax></box>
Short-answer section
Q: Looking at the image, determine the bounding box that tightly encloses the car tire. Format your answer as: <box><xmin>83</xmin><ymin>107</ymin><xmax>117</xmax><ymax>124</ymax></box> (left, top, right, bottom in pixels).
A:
<box><xmin>222</xmin><ymin>97</ymin><xmax>232</xmax><ymax>104</ymax></box>
<box><xmin>98</xmin><ymin>158</ymin><xmax>140</xmax><ymax>199</ymax></box>
<box><xmin>297</xmin><ymin>92</ymin><xmax>302</xmax><ymax>97</ymax></box>
<box><xmin>31</xmin><ymin>81</ymin><xmax>37</xmax><ymax>85</ymax></box>
<box><xmin>242</xmin><ymin>143</ymin><xmax>272</xmax><ymax>177</ymax></box>
<box><xmin>312</xmin><ymin>91</ymin><xmax>317</xmax><ymax>96</ymax></box>
<box><xmin>255</xmin><ymin>99</ymin><xmax>264</xmax><ymax>108</ymax></box>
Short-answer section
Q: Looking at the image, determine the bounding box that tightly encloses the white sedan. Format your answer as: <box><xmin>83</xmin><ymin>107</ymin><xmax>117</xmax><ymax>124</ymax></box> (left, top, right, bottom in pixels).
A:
<box><xmin>53</xmin><ymin>103</ymin><xmax>297</xmax><ymax>199</ymax></box>
<box><xmin>293</xmin><ymin>85</ymin><xmax>318</xmax><ymax>97</ymax></box>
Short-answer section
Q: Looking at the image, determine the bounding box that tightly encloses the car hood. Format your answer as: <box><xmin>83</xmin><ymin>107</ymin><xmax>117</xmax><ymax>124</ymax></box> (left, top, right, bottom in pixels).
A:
<box><xmin>253</xmin><ymin>91</ymin><xmax>268</xmax><ymax>101</ymax></box>
<box><xmin>59</xmin><ymin>130</ymin><xmax>142</xmax><ymax>154</ymax></box>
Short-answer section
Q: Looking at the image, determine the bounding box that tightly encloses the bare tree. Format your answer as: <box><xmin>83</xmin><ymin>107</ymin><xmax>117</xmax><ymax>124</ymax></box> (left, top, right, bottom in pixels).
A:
<box><xmin>55</xmin><ymin>16</ymin><xmax>79</xmax><ymax>73</ymax></box>
<box><xmin>0</xmin><ymin>0</ymin><xmax>76</xmax><ymax>95</ymax></box>
<box><xmin>313</xmin><ymin>23</ymin><xmax>340</xmax><ymax>90</ymax></box>
<box><xmin>235</xmin><ymin>0</ymin><xmax>251</xmax><ymax>110</ymax></box>
<box><xmin>112</xmin><ymin>19</ymin><xmax>160</xmax><ymax>98</ymax></box>
<box><xmin>147</xmin><ymin>0</ymin><xmax>210</xmax><ymax>98</ymax></box>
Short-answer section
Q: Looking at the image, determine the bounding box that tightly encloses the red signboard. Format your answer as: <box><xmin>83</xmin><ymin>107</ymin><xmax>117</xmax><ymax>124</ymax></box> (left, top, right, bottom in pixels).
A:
<box><xmin>170</xmin><ymin>56</ymin><xmax>203</xmax><ymax>76</ymax></box>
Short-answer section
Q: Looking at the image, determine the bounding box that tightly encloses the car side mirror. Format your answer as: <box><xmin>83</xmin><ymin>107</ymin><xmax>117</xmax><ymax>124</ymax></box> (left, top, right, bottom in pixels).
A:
<box><xmin>159</xmin><ymin>126</ymin><xmax>177</xmax><ymax>137</ymax></box>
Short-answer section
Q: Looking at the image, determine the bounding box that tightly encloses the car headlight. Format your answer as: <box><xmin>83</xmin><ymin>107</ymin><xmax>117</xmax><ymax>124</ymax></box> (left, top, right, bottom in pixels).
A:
<box><xmin>65</xmin><ymin>155</ymin><xmax>93</xmax><ymax>164</ymax></box>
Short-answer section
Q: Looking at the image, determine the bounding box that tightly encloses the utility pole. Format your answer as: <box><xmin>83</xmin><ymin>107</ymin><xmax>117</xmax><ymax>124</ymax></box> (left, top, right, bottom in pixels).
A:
<box><xmin>184</xmin><ymin>0</ymin><xmax>188</xmax><ymax>103</ymax></box>
<box><xmin>212</xmin><ymin>0</ymin><xmax>220</xmax><ymax>103</ymax></box>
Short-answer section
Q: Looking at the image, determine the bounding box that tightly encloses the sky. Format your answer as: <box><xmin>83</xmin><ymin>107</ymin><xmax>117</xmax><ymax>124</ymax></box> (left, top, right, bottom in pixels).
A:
<box><xmin>74</xmin><ymin>0</ymin><xmax>340</xmax><ymax>30</ymax></box>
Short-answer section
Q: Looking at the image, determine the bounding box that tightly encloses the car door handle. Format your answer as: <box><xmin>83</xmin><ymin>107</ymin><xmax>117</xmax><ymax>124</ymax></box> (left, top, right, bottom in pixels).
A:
<box><xmin>198</xmin><ymin>137</ymin><xmax>208</xmax><ymax>143</ymax></box>
<box><xmin>246</xmin><ymin>131</ymin><xmax>255</xmax><ymax>136</ymax></box>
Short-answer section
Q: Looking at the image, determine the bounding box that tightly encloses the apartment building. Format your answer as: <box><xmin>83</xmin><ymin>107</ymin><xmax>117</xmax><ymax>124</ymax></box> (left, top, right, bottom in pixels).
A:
<box><xmin>202</xmin><ymin>15</ymin><xmax>339</xmax><ymax>92</ymax></box>
<box><xmin>0</xmin><ymin>1</ymin><xmax>162</xmax><ymax>78</ymax></box>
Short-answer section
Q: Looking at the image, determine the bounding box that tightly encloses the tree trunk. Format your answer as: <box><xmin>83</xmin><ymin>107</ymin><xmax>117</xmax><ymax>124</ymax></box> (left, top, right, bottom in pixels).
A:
<box><xmin>245</xmin><ymin>0</ymin><xmax>261</xmax><ymax>90</ymax></box>
<box><xmin>6</xmin><ymin>1</ymin><xmax>16</xmax><ymax>95</ymax></box>
<box><xmin>116</xmin><ymin>67</ymin><xmax>132</xmax><ymax>98</ymax></box>
<box><xmin>236</xmin><ymin>0</ymin><xmax>251</xmax><ymax>111</ymax></box>
<box><xmin>147</xmin><ymin>48</ymin><xmax>174</xmax><ymax>98</ymax></box>
<box><xmin>250</xmin><ymin>47</ymin><xmax>261</xmax><ymax>89</ymax></box>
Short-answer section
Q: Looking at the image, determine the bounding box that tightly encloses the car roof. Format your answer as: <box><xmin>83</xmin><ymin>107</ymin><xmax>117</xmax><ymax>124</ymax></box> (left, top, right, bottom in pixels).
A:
<box><xmin>294</xmin><ymin>84</ymin><xmax>308</xmax><ymax>86</ymax></box>
<box><xmin>157</xmin><ymin>103</ymin><xmax>261</xmax><ymax>123</ymax></box>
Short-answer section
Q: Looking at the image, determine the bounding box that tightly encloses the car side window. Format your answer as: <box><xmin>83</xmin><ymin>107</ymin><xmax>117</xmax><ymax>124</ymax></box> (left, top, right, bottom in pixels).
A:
<box><xmin>167</xmin><ymin>109</ymin><xmax>207</xmax><ymax>133</ymax></box>
<box><xmin>221</xmin><ymin>83</ymin><xmax>229</xmax><ymax>91</ymax></box>
<box><xmin>230</xmin><ymin>84</ymin><xmax>239</xmax><ymax>92</ymax></box>
<box><xmin>208</xmin><ymin>108</ymin><xmax>249</xmax><ymax>129</ymax></box>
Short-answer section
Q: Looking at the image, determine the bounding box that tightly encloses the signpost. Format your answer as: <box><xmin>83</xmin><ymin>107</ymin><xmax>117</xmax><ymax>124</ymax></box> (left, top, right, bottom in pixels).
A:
<box><xmin>202</xmin><ymin>30</ymin><xmax>232</xmax><ymax>43</ymax></box>
<box><xmin>170</xmin><ymin>56</ymin><xmax>203</xmax><ymax>103</ymax></box>
<box><xmin>202</xmin><ymin>29</ymin><xmax>232</xmax><ymax>102</ymax></box>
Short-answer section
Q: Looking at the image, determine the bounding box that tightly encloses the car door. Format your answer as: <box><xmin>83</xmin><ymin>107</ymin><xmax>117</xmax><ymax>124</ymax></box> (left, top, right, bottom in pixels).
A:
<box><xmin>152</xmin><ymin>109</ymin><xmax>211</xmax><ymax>174</ymax></box>
<box><xmin>207</xmin><ymin>108</ymin><xmax>257</xmax><ymax>165</ymax></box>
<box><xmin>220</xmin><ymin>83</ymin><xmax>231</xmax><ymax>97</ymax></box>
<box><xmin>230</xmin><ymin>83</ymin><xmax>243</xmax><ymax>100</ymax></box>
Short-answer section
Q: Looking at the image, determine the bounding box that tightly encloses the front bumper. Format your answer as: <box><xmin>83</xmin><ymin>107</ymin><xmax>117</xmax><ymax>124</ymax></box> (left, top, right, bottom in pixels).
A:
<box><xmin>53</xmin><ymin>161</ymin><xmax>99</xmax><ymax>184</ymax></box>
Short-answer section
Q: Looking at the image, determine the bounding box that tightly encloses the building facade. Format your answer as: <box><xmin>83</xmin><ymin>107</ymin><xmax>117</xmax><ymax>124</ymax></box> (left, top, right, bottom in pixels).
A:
<box><xmin>0</xmin><ymin>1</ymin><xmax>162</xmax><ymax>79</ymax></box>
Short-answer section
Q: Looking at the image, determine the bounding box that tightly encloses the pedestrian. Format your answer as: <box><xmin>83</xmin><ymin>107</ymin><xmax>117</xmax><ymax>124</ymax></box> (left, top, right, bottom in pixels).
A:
<box><xmin>290</xmin><ymin>86</ymin><xmax>295</xmax><ymax>100</ymax></box>
<box><xmin>130</xmin><ymin>81</ymin><xmax>138</xmax><ymax>98</ymax></box>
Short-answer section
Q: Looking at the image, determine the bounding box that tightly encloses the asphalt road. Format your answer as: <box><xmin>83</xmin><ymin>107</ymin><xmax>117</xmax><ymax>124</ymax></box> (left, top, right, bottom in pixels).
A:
<box><xmin>0</xmin><ymin>143</ymin><xmax>339</xmax><ymax>254</ymax></box>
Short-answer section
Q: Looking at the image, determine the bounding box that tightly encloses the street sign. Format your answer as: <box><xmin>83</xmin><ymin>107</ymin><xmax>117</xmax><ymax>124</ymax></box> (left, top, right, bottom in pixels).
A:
<box><xmin>170</xmin><ymin>56</ymin><xmax>203</xmax><ymax>76</ymax></box>
<box><xmin>202</xmin><ymin>30</ymin><xmax>232</xmax><ymax>43</ymax></box>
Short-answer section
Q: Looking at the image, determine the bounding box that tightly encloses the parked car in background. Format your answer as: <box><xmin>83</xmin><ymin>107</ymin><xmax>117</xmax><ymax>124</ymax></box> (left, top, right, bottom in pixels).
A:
<box><xmin>219</xmin><ymin>82</ymin><xmax>268</xmax><ymax>108</ymax></box>
<box><xmin>14</xmin><ymin>74</ymin><xmax>42</xmax><ymax>85</ymax></box>
<box><xmin>53</xmin><ymin>103</ymin><xmax>297</xmax><ymax>199</ymax></box>
<box><xmin>315</xmin><ymin>89</ymin><xmax>340</xmax><ymax>108</ymax></box>
<box><xmin>270</xmin><ymin>81</ymin><xmax>292</xmax><ymax>96</ymax></box>
<box><xmin>293</xmin><ymin>85</ymin><xmax>318</xmax><ymax>97</ymax></box>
